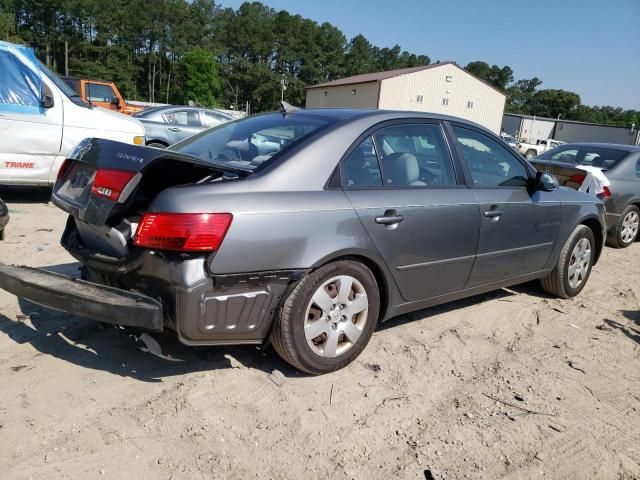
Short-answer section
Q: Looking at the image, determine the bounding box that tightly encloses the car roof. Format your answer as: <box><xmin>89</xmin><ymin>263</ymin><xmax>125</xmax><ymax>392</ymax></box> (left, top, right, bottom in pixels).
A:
<box><xmin>286</xmin><ymin>107</ymin><xmax>491</xmax><ymax>132</ymax></box>
<box><xmin>553</xmin><ymin>142</ymin><xmax>640</xmax><ymax>152</ymax></box>
<box><xmin>135</xmin><ymin>105</ymin><xmax>233</xmax><ymax>118</ymax></box>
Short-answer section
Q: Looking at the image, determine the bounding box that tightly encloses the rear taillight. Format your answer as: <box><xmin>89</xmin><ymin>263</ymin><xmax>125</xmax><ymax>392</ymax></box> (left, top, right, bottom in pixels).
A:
<box><xmin>56</xmin><ymin>159</ymin><xmax>72</xmax><ymax>181</ymax></box>
<box><xmin>91</xmin><ymin>168</ymin><xmax>136</xmax><ymax>202</ymax></box>
<box><xmin>134</xmin><ymin>213</ymin><xmax>233</xmax><ymax>252</ymax></box>
<box><xmin>597</xmin><ymin>186</ymin><xmax>612</xmax><ymax>199</ymax></box>
<box><xmin>567</xmin><ymin>174</ymin><xmax>586</xmax><ymax>185</ymax></box>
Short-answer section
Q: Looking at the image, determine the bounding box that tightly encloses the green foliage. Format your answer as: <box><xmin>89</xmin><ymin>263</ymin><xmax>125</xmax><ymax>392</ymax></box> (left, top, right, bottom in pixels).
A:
<box><xmin>182</xmin><ymin>47</ymin><xmax>220</xmax><ymax>107</ymax></box>
<box><xmin>0</xmin><ymin>0</ymin><xmax>635</xmax><ymax>124</ymax></box>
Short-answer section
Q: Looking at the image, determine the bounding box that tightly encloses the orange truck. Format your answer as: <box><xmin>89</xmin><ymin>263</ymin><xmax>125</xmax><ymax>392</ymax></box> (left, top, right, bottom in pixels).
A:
<box><xmin>62</xmin><ymin>77</ymin><xmax>144</xmax><ymax>115</ymax></box>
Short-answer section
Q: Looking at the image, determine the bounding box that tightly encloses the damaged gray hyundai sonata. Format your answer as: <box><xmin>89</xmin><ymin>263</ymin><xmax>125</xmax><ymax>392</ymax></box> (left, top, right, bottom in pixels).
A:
<box><xmin>0</xmin><ymin>106</ymin><xmax>606</xmax><ymax>374</ymax></box>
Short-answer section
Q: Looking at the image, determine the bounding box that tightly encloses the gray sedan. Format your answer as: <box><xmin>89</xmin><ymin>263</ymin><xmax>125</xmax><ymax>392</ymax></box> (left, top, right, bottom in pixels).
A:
<box><xmin>532</xmin><ymin>143</ymin><xmax>640</xmax><ymax>248</ymax></box>
<box><xmin>133</xmin><ymin>106</ymin><xmax>234</xmax><ymax>147</ymax></box>
<box><xmin>0</xmin><ymin>107</ymin><xmax>606</xmax><ymax>374</ymax></box>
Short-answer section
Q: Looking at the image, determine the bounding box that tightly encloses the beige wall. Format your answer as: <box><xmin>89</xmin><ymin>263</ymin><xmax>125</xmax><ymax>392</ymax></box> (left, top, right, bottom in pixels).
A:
<box><xmin>305</xmin><ymin>81</ymin><xmax>379</xmax><ymax>109</ymax></box>
<box><xmin>377</xmin><ymin>64</ymin><xmax>506</xmax><ymax>133</ymax></box>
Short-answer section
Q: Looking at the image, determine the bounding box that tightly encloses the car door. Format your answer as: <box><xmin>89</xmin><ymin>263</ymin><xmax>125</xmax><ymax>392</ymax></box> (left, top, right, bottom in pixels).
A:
<box><xmin>85</xmin><ymin>82</ymin><xmax>118</xmax><ymax>110</ymax></box>
<box><xmin>450</xmin><ymin>124</ymin><xmax>561</xmax><ymax>287</ymax></box>
<box><xmin>343</xmin><ymin>122</ymin><xmax>481</xmax><ymax>302</ymax></box>
<box><xmin>0</xmin><ymin>47</ymin><xmax>63</xmax><ymax>184</ymax></box>
<box><xmin>163</xmin><ymin>109</ymin><xmax>204</xmax><ymax>144</ymax></box>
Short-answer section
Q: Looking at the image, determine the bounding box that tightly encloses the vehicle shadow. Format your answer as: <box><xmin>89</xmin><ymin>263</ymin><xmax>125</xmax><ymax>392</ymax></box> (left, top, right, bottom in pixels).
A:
<box><xmin>604</xmin><ymin>310</ymin><xmax>640</xmax><ymax>345</ymax></box>
<box><xmin>379</xmin><ymin>285</ymin><xmax>523</xmax><ymax>331</ymax></box>
<box><xmin>0</xmin><ymin>186</ymin><xmax>53</xmax><ymax>204</ymax></box>
<box><xmin>0</xmin><ymin>263</ymin><xmax>298</xmax><ymax>382</ymax></box>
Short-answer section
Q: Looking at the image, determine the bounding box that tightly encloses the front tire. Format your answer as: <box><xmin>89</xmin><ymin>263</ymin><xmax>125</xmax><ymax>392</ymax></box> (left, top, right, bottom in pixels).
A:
<box><xmin>525</xmin><ymin>150</ymin><xmax>536</xmax><ymax>159</ymax></box>
<box><xmin>271</xmin><ymin>260</ymin><xmax>380</xmax><ymax>375</ymax></box>
<box><xmin>606</xmin><ymin>205</ymin><xmax>639</xmax><ymax>248</ymax></box>
<box><xmin>541</xmin><ymin>225</ymin><xmax>595</xmax><ymax>298</ymax></box>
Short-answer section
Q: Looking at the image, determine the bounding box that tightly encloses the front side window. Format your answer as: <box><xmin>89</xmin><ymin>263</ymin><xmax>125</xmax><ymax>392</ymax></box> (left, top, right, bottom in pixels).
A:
<box><xmin>164</xmin><ymin>109</ymin><xmax>201</xmax><ymax>127</ymax></box>
<box><xmin>373</xmin><ymin>124</ymin><xmax>456</xmax><ymax>187</ymax></box>
<box><xmin>343</xmin><ymin>136</ymin><xmax>382</xmax><ymax>188</ymax></box>
<box><xmin>85</xmin><ymin>83</ymin><xmax>116</xmax><ymax>103</ymax></box>
<box><xmin>453</xmin><ymin>126</ymin><xmax>529</xmax><ymax>187</ymax></box>
<box><xmin>172</xmin><ymin>112</ymin><xmax>333</xmax><ymax>170</ymax></box>
<box><xmin>201</xmin><ymin>111</ymin><xmax>230</xmax><ymax>128</ymax></box>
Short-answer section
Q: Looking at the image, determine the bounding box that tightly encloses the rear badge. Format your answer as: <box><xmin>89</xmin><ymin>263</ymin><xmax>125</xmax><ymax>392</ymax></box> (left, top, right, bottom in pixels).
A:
<box><xmin>116</xmin><ymin>152</ymin><xmax>144</xmax><ymax>164</ymax></box>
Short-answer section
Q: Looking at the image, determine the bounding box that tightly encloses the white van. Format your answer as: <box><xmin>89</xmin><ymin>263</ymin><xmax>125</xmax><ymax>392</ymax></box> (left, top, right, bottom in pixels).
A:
<box><xmin>0</xmin><ymin>41</ymin><xmax>145</xmax><ymax>185</ymax></box>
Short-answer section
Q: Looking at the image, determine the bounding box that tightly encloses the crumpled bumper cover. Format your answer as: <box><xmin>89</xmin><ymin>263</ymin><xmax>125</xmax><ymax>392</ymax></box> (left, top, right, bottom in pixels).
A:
<box><xmin>0</xmin><ymin>263</ymin><xmax>163</xmax><ymax>332</ymax></box>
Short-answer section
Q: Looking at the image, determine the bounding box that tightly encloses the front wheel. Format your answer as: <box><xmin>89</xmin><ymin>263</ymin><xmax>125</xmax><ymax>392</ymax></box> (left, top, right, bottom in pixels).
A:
<box><xmin>271</xmin><ymin>260</ymin><xmax>380</xmax><ymax>375</ymax></box>
<box><xmin>541</xmin><ymin>225</ymin><xmax>595</xmax><ymax>298</ymax></box>
<box><xmin>525</xmin><ymin>150</ymin><xmax>536</xmax><ymax>159</ymax></box>
<box><xmin>606</xmin><ymin>205</ymin><xmax>639</xmax><ymax>248</ymax></box>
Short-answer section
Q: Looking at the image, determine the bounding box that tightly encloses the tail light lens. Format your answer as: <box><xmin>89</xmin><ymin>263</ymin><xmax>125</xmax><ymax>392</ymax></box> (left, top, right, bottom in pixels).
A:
<box><xmin>56</xmin><ymin>159</ymin><xmax>72</xmax><ymax>181</ymax></box>
<box><xmin>134</xmin><ymin>213</ymin><xmax>233</xmax><ymax>252</ymax></box>
<box><xmin>91</xmin><ymin>168</ymin><xmax>136</xmax><ymax>202</ymax></box>
<box><xmin>597</xmin><ymin>186</ymin><xmax>612</xmax><ymax>199</ymax></box>
<box><xmin>567</xmin><ymin>174</ymin><xmax>586</xmax><ymax>186</ymax></box>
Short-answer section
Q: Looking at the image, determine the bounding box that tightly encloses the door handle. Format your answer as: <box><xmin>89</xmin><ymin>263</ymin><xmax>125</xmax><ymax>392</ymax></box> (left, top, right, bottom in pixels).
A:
<box><xmin>168</xmin><ymin>127</ymin><xmax>181</xmax><ymax>132</ymax></box>
<box><xmin>375</xmin><ymin>209</ymin><xmax>404</xmax><ymax>226</ymax></box>
<box><xmin>484</xmin><ymin>210</ymin><xmax>504</xmax><ymax>219</ymax></box>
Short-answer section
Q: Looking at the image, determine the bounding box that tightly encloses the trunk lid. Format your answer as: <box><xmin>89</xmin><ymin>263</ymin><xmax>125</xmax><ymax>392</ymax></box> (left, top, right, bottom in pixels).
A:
<box><xmin>53</xmin><ymin>138</ymin><xmax>249</xmax><ymax>260</ymax></box>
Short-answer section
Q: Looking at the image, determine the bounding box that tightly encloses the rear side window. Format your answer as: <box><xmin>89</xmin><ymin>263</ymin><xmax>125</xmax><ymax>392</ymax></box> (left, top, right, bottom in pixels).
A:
<box><xmin>85</xmin><ymin>83</ymin><xmax>116</xmax><ymax>103</ymax></box>
<box><xmin>373</xmin><ymin>124</ymin><xmax>456</xmax><ymax>187</ymax></box>
<box><xmin>343</xmin><ymin>136</ymin><xmax>383</xmax><ymax>188</ymax></box>
<box><xmin>541</xmin><ymin>146</ymin><xmax>629</xmax><ymax>169</ymax></box>
<box><xmin>453</xmin><ymin>126</ymin><xmax>529</xmax><ymax>188</ymax></box>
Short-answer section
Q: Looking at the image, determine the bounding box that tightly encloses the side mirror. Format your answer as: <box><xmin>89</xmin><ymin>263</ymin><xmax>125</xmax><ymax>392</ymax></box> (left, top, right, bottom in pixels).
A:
<box><xmin>41</xmin><ymin>83</ymin><xmax>54</xmax><ymax>108</ymax></box>
<box><xmin>535</xmin><ymin>171</ymin><xmax>559</xmax><ymax>191</ymax></box>
<box><xmin>111</xmin><ymin>97</ymin><xmax>122</xmax><ymax>108</ymax></box>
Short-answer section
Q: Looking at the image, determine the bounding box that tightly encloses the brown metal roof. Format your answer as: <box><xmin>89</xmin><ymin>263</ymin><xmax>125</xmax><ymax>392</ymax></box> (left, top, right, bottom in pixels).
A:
<box><xmin>306</xmin><ymin>62</ymin><xmax>454</xmax><ymax>89</ymax></box>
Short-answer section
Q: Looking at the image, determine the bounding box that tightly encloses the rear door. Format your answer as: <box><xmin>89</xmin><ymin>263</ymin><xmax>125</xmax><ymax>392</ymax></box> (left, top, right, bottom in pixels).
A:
<box><xmin>163</xmin><ymin>109</ymin><xmax>204</xmax><ymax>144</ymax></box>
<box><xmin>450</xmin><ymin>124</ymin><xmax>561</xmax><ymax>287</ymax></box>
<box><xmin>343</xmin><ymin>121</ymin><xmax>480</xmax><ymax>302</ymax></box>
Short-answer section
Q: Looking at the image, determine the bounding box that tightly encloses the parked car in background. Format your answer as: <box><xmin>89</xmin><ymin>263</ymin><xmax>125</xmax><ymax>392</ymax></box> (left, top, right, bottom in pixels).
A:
<box><xmin>0</xmin><ymin>41</ymin><xmax>145</xmax><ymax>186</ymax></box>
<box><xmin>0</xmin><ymin>108</ymin><xmax>606</xmax><ymax>374</ymax></box>
<box><xmin>500</xmin><ymin>133</ymin><xmax>519</xmax><ymax>150</ymax></box>
<box><xmin>62</xmin><ymin>76</ymin><xmax>144</xmax><ymax>115</ymax></box>
<box><xmin>517</xmin><ymin>138</ymin><xmax>565</xmax><ymax>159</ymax></box>
<box><xmin>133</xmin><ymin>106</ymin><xmax>234</xmax><ymax>147</ymax></box>
<box><xmin>532</xmin><ymin>143</ymin><xmax>640</xmax><ymax>248</ymax></box>
<box><xmin>0</xmin><ymin>197</ymin><xmax>8</xmax><ymax>240</ymax></box>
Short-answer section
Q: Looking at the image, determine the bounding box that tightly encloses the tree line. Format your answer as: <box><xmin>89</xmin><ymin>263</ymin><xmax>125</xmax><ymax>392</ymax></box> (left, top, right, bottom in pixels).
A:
<box><xmin>1</xmin><ymin>0</ymin><xmax>637</xmax><ymax>127</ymax></box>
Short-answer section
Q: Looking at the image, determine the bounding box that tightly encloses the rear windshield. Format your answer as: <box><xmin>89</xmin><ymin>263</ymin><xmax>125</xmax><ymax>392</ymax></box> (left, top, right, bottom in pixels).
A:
<box><xmin>171</xmin><ymin>112</ymin><xmax>334</xmax><ymax>170</ymax></box>
<box><xmin>538</xmin><ymin>145</ymin><xmax>629</xmax><ymax>169</ymax></box>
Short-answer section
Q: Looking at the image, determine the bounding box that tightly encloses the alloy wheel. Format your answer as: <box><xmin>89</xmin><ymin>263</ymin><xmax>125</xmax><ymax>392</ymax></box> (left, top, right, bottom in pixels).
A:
<box><xmin>568</xmin><ymin>237</ymin><xmax>592</xmax><ymax>289</ymax></box>
<box><xmin>621</xmin><ymin>210</ymin><xmax>639</xmax><ymax>244</ymax></box>
<box><xmin>304</xmin><ymin>275</ymin><xmax>369</xmax><ymax>358</ymax></box>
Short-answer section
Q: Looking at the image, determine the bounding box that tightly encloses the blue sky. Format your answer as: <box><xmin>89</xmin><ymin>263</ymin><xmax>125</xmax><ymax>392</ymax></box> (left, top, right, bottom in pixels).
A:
<box><xmin>217</xmin><ymin>0</ymin><xmax>640</xmax><ymax>109</ymax></box>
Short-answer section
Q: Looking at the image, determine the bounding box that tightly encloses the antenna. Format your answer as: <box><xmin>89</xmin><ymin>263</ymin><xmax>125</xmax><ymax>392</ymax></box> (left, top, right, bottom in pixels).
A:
<box><xmin>280</xmin><ymin>101</ymin><xmax>300</xmax><ymax>114</ymax></box>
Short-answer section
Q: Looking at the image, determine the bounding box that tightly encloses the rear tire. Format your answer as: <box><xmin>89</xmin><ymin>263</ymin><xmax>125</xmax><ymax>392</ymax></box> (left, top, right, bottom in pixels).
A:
<box><xmin>271</xmin><ymin>260</ymin><xmax>380</xmax><ymax>375</ymax></box>
<box><xmin>541</xmin><ymin>225</ymin><xmax>595</xmax><ymax>298</ymax></box>
<box><xmin>606</xmin><ymin>205</ymin><xmax>639</xmax><ymax>248</ymax></box>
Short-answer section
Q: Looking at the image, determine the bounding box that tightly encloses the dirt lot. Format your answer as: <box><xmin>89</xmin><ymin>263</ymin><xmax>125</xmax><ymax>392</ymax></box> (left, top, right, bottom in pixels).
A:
<box><xmin>0</xmin><ymin>188</ymin><xmax>639</xmax><ymax>480</ymax></box>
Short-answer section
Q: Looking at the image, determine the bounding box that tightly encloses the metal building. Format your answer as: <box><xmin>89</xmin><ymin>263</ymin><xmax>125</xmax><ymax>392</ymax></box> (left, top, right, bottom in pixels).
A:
<box><xmin>305</xmin><ymin>63</ymin><xmax>507</xmax><ymax>133</ymax></box>
<box><xmin>502</xmin><ymin>113</ymin><xmax>640</xmax><ymax>145</ymax></box>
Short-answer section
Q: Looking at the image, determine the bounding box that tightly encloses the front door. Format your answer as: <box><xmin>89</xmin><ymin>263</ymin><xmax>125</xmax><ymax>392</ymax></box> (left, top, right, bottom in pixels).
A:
<box><xmin>0</xmin><ymin>48</ymin><xmax>63</xmax><ymax>184</ymax></box>
<box><xmin>163</xmin><ymin>109</ymin><xmax>204</xmax><ymax>144</ymax></box>
<box><xmin>343</xmin><ymin>122</ymin><xmax>481</xmax><ymax>302</ymax></box>
<box><xmin>450</xmin><ymin>125</ymin><xmax>561</xmax><ymax>287</ymax></box>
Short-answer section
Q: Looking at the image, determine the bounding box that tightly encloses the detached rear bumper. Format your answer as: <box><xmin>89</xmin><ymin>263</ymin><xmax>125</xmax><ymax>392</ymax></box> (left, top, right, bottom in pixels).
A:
<box><xmin>0</xmin><ymin>263</ymin><xmax>163</xmax><ymax>332</ymax></box>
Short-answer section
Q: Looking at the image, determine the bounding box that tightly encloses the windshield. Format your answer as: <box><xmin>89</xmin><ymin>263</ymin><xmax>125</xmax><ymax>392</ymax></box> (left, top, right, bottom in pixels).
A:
<box><xmin>36</xmin><ymin>60</ymin><xmax>89</xmax><ymax>107</ymax></box>
<box><xmin>538</xmin><ymin>145</ymin><xmax>629</xmax><ymax>169</ymax></box>
<box><xmin>171</xmin><ymin>112</ymin><xmax>334</xmax><ymax>170</ymax></box>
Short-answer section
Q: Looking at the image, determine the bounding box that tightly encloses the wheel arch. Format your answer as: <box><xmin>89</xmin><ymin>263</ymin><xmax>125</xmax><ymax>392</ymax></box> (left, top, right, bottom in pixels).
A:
<box><xmin>310</xmin><ymin>249</ymin><xmax>396</xmax><ymax>323</ymax></box>
<box><xmin>146</xmin><ymin>139</ymin><xmax>169</xmax><ymax>147</ymax></box>
<box><xmin>580</xmin><ymin>215</ymin><xmax>604</xmax><ymax>264</ymax></box>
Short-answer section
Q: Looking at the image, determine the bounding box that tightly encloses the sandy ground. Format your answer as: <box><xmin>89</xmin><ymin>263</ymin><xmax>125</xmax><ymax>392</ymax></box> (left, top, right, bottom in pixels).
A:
<box><xmin>0</xmin><ymin>187</ymin><xmax>639</xmax><ymax>480</ymax></box>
